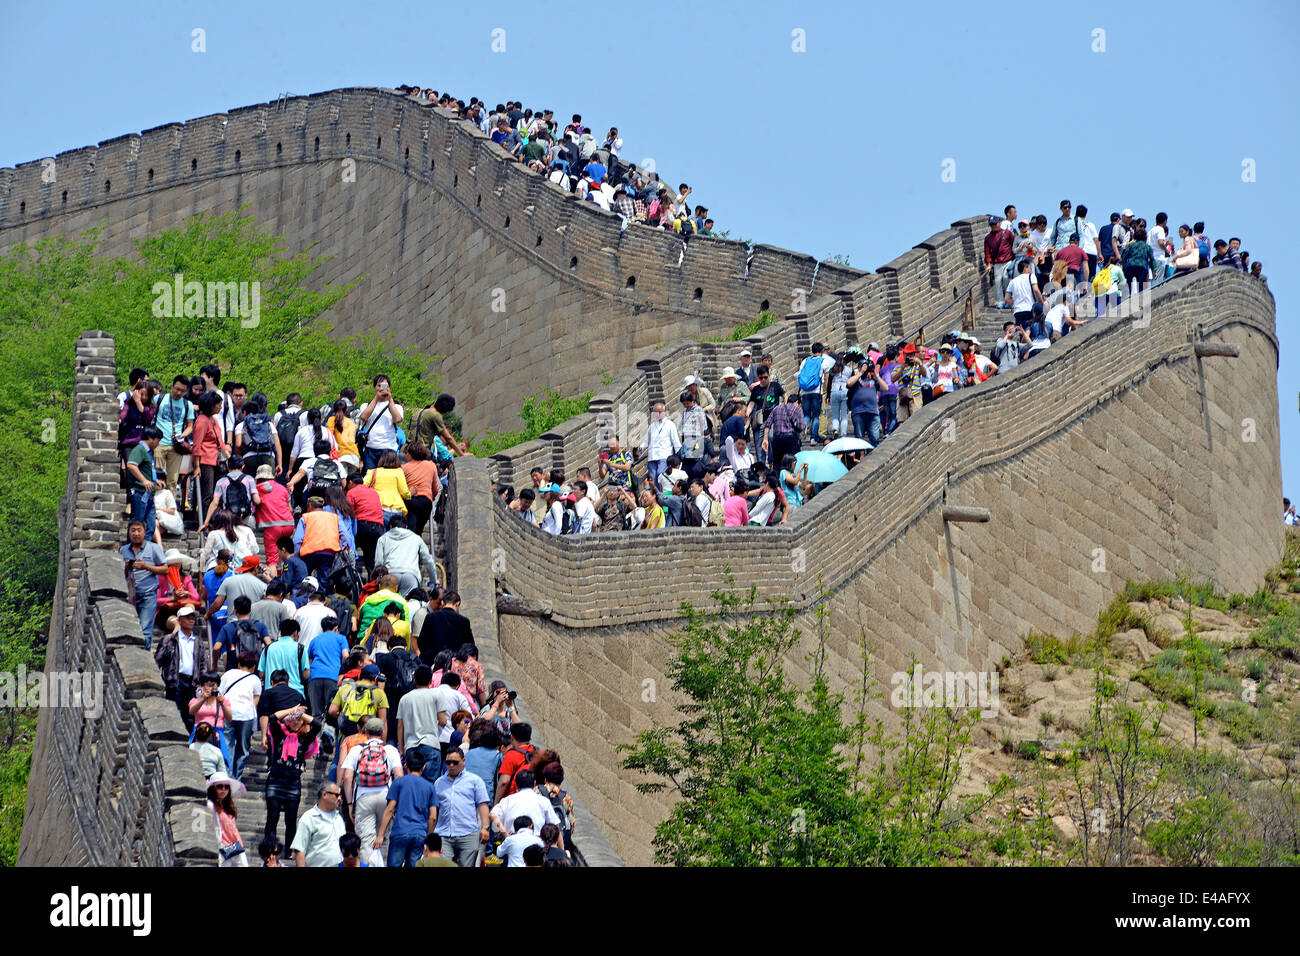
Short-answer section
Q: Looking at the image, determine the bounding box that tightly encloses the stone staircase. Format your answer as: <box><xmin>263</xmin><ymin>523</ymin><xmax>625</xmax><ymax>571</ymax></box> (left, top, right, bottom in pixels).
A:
<box><xmin>232</xmin><ymin>745</ymin><xmax>336</xmax><ymax>864</ymax></box>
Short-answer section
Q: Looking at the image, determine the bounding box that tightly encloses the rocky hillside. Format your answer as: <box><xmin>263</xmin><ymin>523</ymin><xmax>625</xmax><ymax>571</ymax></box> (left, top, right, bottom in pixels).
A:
<box><xmin>947</xmin><ymin>531</ymin><xmax>1300</xmax><ymax>866</ymax></box>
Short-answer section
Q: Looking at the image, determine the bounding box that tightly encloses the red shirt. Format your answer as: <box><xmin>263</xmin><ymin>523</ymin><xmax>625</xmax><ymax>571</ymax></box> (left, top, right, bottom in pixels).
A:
<box><xmin>347</xmin><ymin>484</ymin><xmax>384</xmax><ymax>523</ymax></box>
<box><xmin>984</xmin><ymin>228</ymin><xmax>1014</xmax><ymax>266</ymax></box>
<box><xmin>1055</xmin><ymin>244</ymin><xmax>1087</xmax><ymax>271</ymax></box>
<box><xmin>192</xmin><ymin>414</ymin><xmax>226</xmax><ymax>467</ymax></box>
<box><xmin>499</xmin><ymin>744</ymin><xmax>536</xmax><ymax>796</ymax></box>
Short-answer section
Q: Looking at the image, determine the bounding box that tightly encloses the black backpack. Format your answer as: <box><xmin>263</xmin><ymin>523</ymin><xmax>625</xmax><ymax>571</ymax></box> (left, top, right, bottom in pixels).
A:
<box><xmin>560</xmin><ymin>509</ymin><xmax>576</xmax><ymax>535</ymax></box>
<box><xmin>234</xmin><ymin>619</ymin><xmax>264</xmax><ymax>656</ymax></box>
<box><xmin>243</xmin><ymin>413</ymin><xmax>276</xmax><ymax>454</ymax></box>
<box><xmin>276</xmin><ymin>409</ymin><xmax>302</xmax><ymax>455</ymax></box>
<box><xmin>221</xmin><ymin>476</ymin><xmax>253</xmax><ymax>519</ymax></box>
<box><xmin>541</xmin><ymin>785</ymin><xmax>571</xmax><ymax>834</ymax></box>
<box><xmin>387</xmin><ymin>648</ymin><xmax>419</xmax><ymax>696</ymax></box>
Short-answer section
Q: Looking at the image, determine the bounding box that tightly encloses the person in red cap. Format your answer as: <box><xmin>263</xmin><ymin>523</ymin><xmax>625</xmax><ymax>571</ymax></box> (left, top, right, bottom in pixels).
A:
<box><xmin>896</xmin><ymin>344</ymin><xmax>925</xmax><ymax>423</ymax></box>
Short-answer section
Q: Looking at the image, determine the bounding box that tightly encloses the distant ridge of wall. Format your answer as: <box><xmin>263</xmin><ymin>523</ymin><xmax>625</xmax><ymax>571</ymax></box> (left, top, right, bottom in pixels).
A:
<box><xmin>0</xmin><ymin>87</ymin><xmax>927</xmax><ymax>432</ymax></box>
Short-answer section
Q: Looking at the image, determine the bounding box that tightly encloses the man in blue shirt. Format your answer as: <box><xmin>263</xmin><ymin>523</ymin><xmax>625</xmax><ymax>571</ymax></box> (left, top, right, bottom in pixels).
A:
<box><xmin>122</xmin><ymin>521</ymin><xmax>167</xmax><ymax>649</ymax></box>
<box><xmin>202</xmin><ymin>550</ymin><xmax>234</xmax><ymax>634</ymax></box>
<box><xmin>259</xmin><ymin>620</ymin><xmax>307</xmax><ymax>695</ymax></box>
<box><xmin>306</xmin><ymin>618</ymin><xmax>350</xmax><ymax>719</ymax></box>
<box><xmin>152</xmin><ymin>375</ymin><xmax>194</xmax><ymax>494</ymax></box>
<box><xmin>376</xmin><ymin>749</ymin><xmax>438</xmax><ymax>867</ymax></box>
<box><xmin>432</xmin><ymin>748</ymin><xmax>492</xmax><ymax>867</ymax></box>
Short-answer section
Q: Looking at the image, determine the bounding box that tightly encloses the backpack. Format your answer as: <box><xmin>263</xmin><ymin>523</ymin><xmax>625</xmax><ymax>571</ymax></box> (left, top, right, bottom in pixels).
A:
<box><xmin>340</xmin><ymin>682</ymin><xmax>378</xmax><ymax>726</ymax></box>
<box><xmin>681</xmin><ymin>497</ymin><xmax>704</xmax><ymax>528</ymax></box>
<box><xmin>541</xmin><ymin>785</ymin><xmax>571</xmax><ymax>833</ymax></box>
<box><xmin>1196</xmin><ymin>236</ymin><xmax>1210</xmax><ymax>261</ymax></box>
<box><xmin>221</xmin><ymin>476</ymin><xmax>252</xmax><ymax>519</ymax></box>
<box><xmin>708</xmin><ymin>499</ymin><xmax>725</xmax><ymax>527</ymax></box>
<box><xmin>243</xmin><ymin>413</ymin><xmax>276</xmax><ymax>454</ymax></box>
<box><xmin>234</xmin><ymin>619</ymin><xmax>264</xmax><ymax>656</ymax></box>
<box><xmin>309</xmin><ymin>458</ymin><xmax>343</xmax><ymax>492</ymax></box>
<box><xmin>798</xmin><ymin>355</ymin><xmax>823</xmax><ymax>392</ymax></box>
<box><xmin>354</xmin><ymin>738</ymin><xmax>391</xmax><ymax>789</ymax></box>
<box><xmin>276</xmin><ymin>409</ymin><xmax>302</xmax><ymax>455</ymax></box>
<box><xmin>507</xmin><ymin>745</ymin><xmax>537</xmax><ymax>793</ymax></box>
<box><xmin>387</xmin><ymin>648</ymin><xmax>419</xmax><ymax>696</ymax></box>
<box><xmin>326</xmin><ymin>594</ymin><xmax>355</xmax><ymax>640</ymax></box>
<box><xmin>560</xmin><ymin>509</ymin><xmax>576</xmax><ymax>535</ymax></box>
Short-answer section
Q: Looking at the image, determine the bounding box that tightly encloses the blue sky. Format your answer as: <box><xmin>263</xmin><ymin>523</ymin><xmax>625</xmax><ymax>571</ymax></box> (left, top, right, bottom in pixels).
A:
<box><xmin>2</xmin><ymin>0</ymin><xmax>1296</xmax><ymax>495</ymax></box>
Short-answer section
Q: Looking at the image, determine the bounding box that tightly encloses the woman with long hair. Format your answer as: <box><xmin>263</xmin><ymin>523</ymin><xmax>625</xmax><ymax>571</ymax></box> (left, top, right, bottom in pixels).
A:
<box><xmin>827</xmin><ymin>354</ymin><xmax>851</xmax><ymax>439</ymax></box>
<box><xmin>201</xmin><ymin>508</ymin><xmax>258</xmax><ymax>572</ymax></box>
<box><xmin>1171</xmin><ymin>224</ymin><xmax>1200</xmax><ymax>275</ymax></box>
<box><xmin>322</xmin><ymin>484</ymin><xmax>357</xmax><ymax>541</ymax></box>
<box><xmin>207</xmin><ymin>772</ymin><xmax>248</xmax><ymax>866</ymax></box>
<box><xmin>327</xmin><ymin>399</ymin><xmax>359</xmax><ymax>465</ymax></box>
<box><xmin>291</xmin><ymin>407</ymin><xmax>337</xmax><ymax>474</ymax></box>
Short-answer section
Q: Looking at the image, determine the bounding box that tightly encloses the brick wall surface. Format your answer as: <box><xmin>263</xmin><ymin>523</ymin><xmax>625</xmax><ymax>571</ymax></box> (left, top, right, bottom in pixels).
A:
<box><xmin>0</xmin><ymin>88</ymin><xmax>906</xmax><ymax>436</ymax></box>
<box><xmin>19</xmin><ymin>333</ymin><xmax>217</xmax><ymax>867</ymax></box>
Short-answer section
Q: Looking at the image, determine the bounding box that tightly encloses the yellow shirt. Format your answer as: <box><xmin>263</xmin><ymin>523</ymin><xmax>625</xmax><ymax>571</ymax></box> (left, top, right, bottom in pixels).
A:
<box><xmin>329</xmin><ymin>417</ymin><xmax>359</xmax><ymax>459</ymax></box>
<box><xmin>366</xmin><ymin>467</ymin><xmax>410</xmax><ymax>513</ymax></box>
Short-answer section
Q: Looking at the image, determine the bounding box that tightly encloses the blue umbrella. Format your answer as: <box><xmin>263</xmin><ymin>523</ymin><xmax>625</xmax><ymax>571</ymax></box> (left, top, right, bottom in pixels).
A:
<box><xmin>793</xmin><ymin>449</ymin><xmax>849</xmax><ymax>484</ymax></box>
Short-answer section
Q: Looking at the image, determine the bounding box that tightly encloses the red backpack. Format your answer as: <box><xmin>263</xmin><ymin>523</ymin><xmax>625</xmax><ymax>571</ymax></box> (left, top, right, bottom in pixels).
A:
<box><xmin>354</xmin><ymin>739</ymin><xmax>391</xmax><ymax>789</ymax></box>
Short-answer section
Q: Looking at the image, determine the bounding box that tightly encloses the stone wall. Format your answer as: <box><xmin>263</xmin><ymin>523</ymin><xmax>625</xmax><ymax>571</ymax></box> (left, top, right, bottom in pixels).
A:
<box><xmin>457</xmin><ymin>268</ymin><xmax>1280</xmax><ymax>864</ymax></box>
<box><xmin>0</xmin><ymin>88</ymin><xmax>893</xmax><ymax>434</ymax></box>
<box><xmin>19</xmin><ymin>333</ymin><xmax>216</xmax><ymax>866</ymax></box>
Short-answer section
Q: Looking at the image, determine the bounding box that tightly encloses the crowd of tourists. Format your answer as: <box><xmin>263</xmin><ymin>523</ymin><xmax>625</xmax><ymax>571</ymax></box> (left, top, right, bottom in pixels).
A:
<box><xmin>491</xmin><ymin>199</ymin><xmax>1264</xmax><ymax>533</ymax></box>
<box><xmin>393</xmin><ymin>84</ymin><xmax>716</xmax><ymax>237</ymax></box>
<box><xmin>118</xmin><ymin>367</ymin><xmax>579</xmax><ymax>867</ymax></box>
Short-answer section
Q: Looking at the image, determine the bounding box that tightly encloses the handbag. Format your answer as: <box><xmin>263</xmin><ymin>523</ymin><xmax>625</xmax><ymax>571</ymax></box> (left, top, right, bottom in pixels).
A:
<box><xmin>219</xmin><ymin>841</ymin><xmax>245</xmax><ymax>861</ymax></box>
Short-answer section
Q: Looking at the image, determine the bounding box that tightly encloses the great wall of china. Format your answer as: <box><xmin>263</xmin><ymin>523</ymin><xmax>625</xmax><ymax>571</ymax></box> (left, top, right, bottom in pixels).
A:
<box><xmin>4</xmin><ymin>88</ymin><xmax>1280</xmax><ymax>866</ymax></box>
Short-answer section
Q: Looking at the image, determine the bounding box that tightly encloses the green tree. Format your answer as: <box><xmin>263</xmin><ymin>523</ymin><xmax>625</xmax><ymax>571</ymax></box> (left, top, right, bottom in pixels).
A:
<box><xmin>0</xmin><ymin>208</ymin><xmax>435</xmax><ymax>864</ymax></box>
<box><xmin>619</xmin><ymin>584</ymin><xmax>996</xmax><ymax>865</ymax></box>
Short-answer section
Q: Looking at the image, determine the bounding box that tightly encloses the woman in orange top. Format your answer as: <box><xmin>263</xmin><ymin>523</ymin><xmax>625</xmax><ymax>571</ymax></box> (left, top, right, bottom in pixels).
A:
<box><xmin>192</xmin><ymin>391</ymin><xmax>229</xmax><ymax>514</ymax></box>
<box><xmin>327</xmin><ymin>400</ymin><xmax>360</xmax><ymax>461</ymax></box>
<box><xmin>401</xmin><ymin>442</ymin><xmax>440</xmax><ymax>536</ymax></box>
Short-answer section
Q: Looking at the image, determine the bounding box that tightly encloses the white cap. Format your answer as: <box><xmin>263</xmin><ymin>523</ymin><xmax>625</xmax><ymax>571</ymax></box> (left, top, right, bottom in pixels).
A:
<box><xmin>684</xmin><ymin>375</ymin><xmax>697</xmax><ymax>386</ymax></box>
<box><xmin>739</xmin><ymin>348</ymin><xmax>752</xmax><ymax>356</ymax></box>
<box><xmin>1122</xmin><ymin>208</ymin><xmax>1134</xmax><ymax>217</ymax></box>
<box><xmin>177</xmin><ymin>605</ymin><xmax>196</xmax><ymax>617</ymax></box>
<box><xmin>722</xmin><ymin>367</ymin><xmax>737</xmax><ymax>380</ymax></box>
<box><xmin>968</xmin><ymin>336</ymin><xmax>981</xmax><ymax>347</ymax></box>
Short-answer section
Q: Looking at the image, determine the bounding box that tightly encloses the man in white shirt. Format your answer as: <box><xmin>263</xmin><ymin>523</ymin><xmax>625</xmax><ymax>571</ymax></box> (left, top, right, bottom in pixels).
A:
<box><xmin>341</xmin><ymin>717</ymin><xmax>404</xmax><ymax>858</ymax></box>
<box><xmin>358</xmin><ymin>375</ymin><xmax>405</xmax><ymax>472</ymax></box>
<box><xmin>1004</xmin><ymin>260</ymin><xmax>1044</xmax><ymax>324</ymax></box>
<box><xmin>643</xmin><ymin>403</ymin><xmax>680</xmax><ymax>492</ymax></box>
<box><xmin>571</xmin><ymin>482</ymin><xmax>597</xmax><ymax>534</ymax></box>
<box><xmin>292</xmin><ymin>782</ymin><xmax>347</xmax><ymax>867</ymax></box>
<box><xmin>294</xmin><ymin>588</ymin><xmax>335</xmax><ymax>649</ymax></box>
<box><xmin>219</xmin><ymin>654</ymin><xmax>262</xmax><ymax>781</ymax></box>
<box><xmin>495</xmin><ymin>817</ymin><xmax>544</xmax><ymax>866</ymax></box>
<box><xmin>489</xmin><ymin>769</ymin><xmax>560</xmax><ymax>835</ymax></box>
<box><xmin>435</xmin><ymin>674</ymin><xmax>474</xmax><ymax>742</ymax></box>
